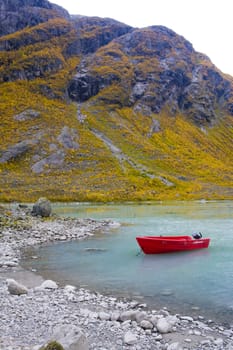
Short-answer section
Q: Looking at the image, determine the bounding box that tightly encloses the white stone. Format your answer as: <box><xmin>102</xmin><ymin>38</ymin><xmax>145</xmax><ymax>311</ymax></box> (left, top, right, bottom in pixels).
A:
<box><xmin>154</xmin><ymin>334</ymin><xmax>163</xmax><ymax>341</ymax></box>
<box><xmin>59</xmin><ymin>235</ymin><xmax>67</xmax><ymax>240</ymax></box>
<box><xmin>166</xmin><ymin>315</ymin><xmax>179</xmax><ymax>326</ymax></box>
<box><xmin>50</xmin><ymin>324</ymin><xmax>89</xmax><ymax>350</ymax></box>
<box><xmin>123</xmin><ymin>331</ymin><xmax>137</xmax><ymax>345</ymax></box>
<box><xmin>5</xmin><ymin>261</ymin><xmax>18</xmax><ymax>267</ymax></box>
<box><xmin>200</xmin><ymin>340</ymin><xmax>211</xmax><ymax>345</ymax></box>
<box><xmin>80</xmin><ymin>308</ymin><xmax>91</xmax><ymax>317</ymax></box>
<box><xmin>88</xmin><ymin>311</ymin><xmax>98</xmax><ymax>320</ymax></box>
<box><xmin>111</xmin><ymin>311</ymin><xmax>120</xmax><ymax>321</ymax></box>
<box><xmin>150</xmin><ymin>315</ymin><xmax>159</xmax><ymax>326</ymax></box>
<box><xmin>40</xmin><ymin>280</ymin><xmax>58</xmax><ymax>289</ymax></box>
<box><xmin>222</xmin><ymin>330</ymin><xmax>233</xmax><ymax>336</ymax></box>
<box><xmin>196</xmin><ymin>321</ymin><xmax>212</xmax><ymax>331</ymax></box>
<box><xmin>180</xmin><ymin>316</ymin><xmax>194</xmax><ymax>322</ymax></box>
<box><xmin>167</xmin><ymin>342</ymin><xmax>183</xmax><ymax>350</ymax></box>
<box><xmin>7</xmin><ymin>279</ymin><xmax>28</xmax><ymax>295</ymax></box>
<box><xmin>156</xmin><ymin>315</ymin><xmax>178</xmax><ymax>334</ymax></box>
<box><xmin>184</xmin><ymin>338</ymin><xmax>192</xmax><ymax>343</ymax></box>
<box><xmin>156</xmin><ymin>318</ymin><xmax>172</xmax><ymax>334</ymax></box>
<box><xmin>98</xmin><ymin>312</ymin><xmax>110</xmax><ymax>321</ymax></box>
<box><xmin>135</xmin><ymin>311</ymin><xmax>148</xmax><ymax>323</ymax></box>
<box><xmin>120</xmin><ymin>310</ymin><xmax>137</xmax><ymax>321</ymax></box>
<box><xmin>214</xmin><ymin>338</ymin><xmax>224</xmax><ymax>346</ymax></box>
<box><xmin>77</xmin><ymin>296</ymin><xmax>85</xmax><ymax>302</ymax></box>
<box><xmin>121</xmin><ymin>320</ymin><xmax>131</xmax><ymax>328</ymax></box>
<box><xmin>140</xmin><ymin>320</ymin><xmax>154</xmax><ymax>329</ymax></box>
<box><xmin>64</xmin><ymin>285</ymin><xmax>76</xmax><ymax>292</ymax></box>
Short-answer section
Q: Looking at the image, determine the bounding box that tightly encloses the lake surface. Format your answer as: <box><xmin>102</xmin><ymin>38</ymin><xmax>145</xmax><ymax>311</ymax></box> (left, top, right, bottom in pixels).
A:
<box><xmin>22</xmin><ymin>201</ymin><xmax>233</xmax><ymax>322</ymax></box>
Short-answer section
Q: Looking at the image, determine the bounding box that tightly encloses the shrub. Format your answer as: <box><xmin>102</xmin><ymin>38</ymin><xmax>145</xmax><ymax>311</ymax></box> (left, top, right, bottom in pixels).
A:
<box><xmin>41</xmin><ymin>341</ymin><xmax>64</xmax><ymax>350</ymax></box>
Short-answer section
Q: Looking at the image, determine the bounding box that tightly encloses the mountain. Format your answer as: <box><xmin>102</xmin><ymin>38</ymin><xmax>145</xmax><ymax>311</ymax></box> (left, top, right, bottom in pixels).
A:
<box><xmin>0</xmin><ymin>0</ymin><xmax>232</xmax><ymax>202</ymax></box>
<box><xmin>68</xmin><ymin>25</ymin><xmax>233</xmax><ymax>125</ymax></box>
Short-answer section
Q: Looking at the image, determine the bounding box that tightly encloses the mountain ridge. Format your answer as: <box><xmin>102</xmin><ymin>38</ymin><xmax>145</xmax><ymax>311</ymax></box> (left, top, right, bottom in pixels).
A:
<box><xmin>0</xmin><ymin>0</ymin><xmax>232</xmax><ymax>202</ymax></box>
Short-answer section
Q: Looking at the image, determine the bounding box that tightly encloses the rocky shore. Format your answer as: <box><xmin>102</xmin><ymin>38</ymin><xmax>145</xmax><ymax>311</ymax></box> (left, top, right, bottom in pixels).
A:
<box><xmin>0</xmin><ymin>204</ymin><xmax>233</xmax><ymax>350</ymax></box>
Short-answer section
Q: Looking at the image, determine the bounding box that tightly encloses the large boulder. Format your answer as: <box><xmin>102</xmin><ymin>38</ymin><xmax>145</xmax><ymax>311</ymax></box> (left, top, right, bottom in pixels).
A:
<box><xmin>32</xmin><ymin>197</ymin><xmax>52</xmax><ymax>217</ymax></box>
<box><xmin>0</xmin><ymin>140</ymin><xmax>34</xmax><ymax>164</ymax></box>
<box><xmin>31</xmin><ymin>151</ymin><xmax>65</xmax><ymax>174</ymax></box>
<box><xmin>7</xmin><ymin>278</ymin><xmax>28</xmax><ymax>295</ymax></box>
<box><xmin>47</xmin><ymin>325</ymin><xmax>89</xmax><ymax>350</ymax></box>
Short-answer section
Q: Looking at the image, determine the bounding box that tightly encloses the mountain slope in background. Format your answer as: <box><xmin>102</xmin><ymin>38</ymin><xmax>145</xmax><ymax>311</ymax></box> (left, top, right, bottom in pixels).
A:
<box><xmin>0</xmin><ymin>0</ymin><xmax>232</xmax><ymax>202</ymax></box>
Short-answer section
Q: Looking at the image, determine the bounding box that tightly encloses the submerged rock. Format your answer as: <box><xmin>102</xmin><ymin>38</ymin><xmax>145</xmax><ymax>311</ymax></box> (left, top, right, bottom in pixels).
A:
<box><xmin>84</xmin><ymin>248</ymin><xmax>107</xmax><ymax>253</ymax></box>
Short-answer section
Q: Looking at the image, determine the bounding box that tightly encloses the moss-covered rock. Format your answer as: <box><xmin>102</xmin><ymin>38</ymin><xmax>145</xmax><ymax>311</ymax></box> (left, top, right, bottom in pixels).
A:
<box><xmin>41</xmin><ymin>341</ymin><xmax>64</xmax><ymax>350</ymax></box>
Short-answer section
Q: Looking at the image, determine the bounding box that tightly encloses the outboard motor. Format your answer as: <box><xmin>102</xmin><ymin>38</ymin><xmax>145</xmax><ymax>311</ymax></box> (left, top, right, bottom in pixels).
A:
<box><xmin>192</xmin><ymin>232</ymin><xmax>202</xmax><ymax>239</ymax></box>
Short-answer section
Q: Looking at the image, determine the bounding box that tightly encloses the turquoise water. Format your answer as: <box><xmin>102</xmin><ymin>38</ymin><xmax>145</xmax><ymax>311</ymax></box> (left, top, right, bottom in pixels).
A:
<box><xmin>22</xmin><ymin>201</ymin><xmax>233</xmax><ymax>321</ymax></box>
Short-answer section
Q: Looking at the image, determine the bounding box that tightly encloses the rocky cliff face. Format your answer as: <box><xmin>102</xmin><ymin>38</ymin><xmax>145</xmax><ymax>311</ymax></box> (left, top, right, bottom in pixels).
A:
<box><xmin>0</xmin><ymin>8</ymin><xmax>132</xmax><ymax>82</ymax></box>
<box><xmin>0</xmin><ymin>0</ymin><xmax>233</xmax><ymax>202</ymax></box>
<box><xmin>68</xmin><ymin>26</ymin><xmax>233</xmax><ymax>125</ymax></box>
<box><xmin>1</xmin><ymin>0</ymin><xmax>232</xmax><ymax>126</ymax></box>
<box><xmin>66</xmin><ymin>16</ymin><xmax>132</xmax><ymax>56</ymax></box>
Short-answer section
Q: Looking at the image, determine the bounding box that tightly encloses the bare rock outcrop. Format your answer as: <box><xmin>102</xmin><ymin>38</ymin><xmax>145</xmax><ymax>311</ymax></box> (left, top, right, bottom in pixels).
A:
<box><xmin>68</xmin><ymin>26</ymin><xmax>233</xmax><ymax>125</ymax></box>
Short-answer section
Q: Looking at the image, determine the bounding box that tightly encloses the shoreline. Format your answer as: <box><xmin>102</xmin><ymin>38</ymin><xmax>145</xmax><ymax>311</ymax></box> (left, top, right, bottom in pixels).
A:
<box><xmin>1</xmin><ymin>205</ymin><xmax>233</xmax><ymax>349</ymax></box>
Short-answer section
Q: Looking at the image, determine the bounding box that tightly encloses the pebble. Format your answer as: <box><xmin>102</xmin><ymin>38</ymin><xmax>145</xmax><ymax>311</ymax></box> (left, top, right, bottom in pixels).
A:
<box><xmin>167</xmin><ymin>342</ymin><xmax>183</xmax><ymax>350</ymax></box>
<box><xmin>124</xmin><ymin>331</ymin><xmax>138</xmax><ymax>345</ymax></box>
<box><xmin>40</xmin><ymin>280</ymin><xmax>58</xmax><ymax>290</ymax></box>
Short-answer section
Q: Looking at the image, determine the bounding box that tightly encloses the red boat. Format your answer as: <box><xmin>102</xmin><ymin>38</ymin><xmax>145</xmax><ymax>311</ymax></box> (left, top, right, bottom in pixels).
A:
<box><xmin>136</xmin><ymin>235</ymin><xmax>210</xmax><ymax>254</ymax></box>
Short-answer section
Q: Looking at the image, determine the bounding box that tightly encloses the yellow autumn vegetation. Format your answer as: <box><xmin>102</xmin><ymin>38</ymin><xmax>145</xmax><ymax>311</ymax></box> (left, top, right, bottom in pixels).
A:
<box><xmin>0</xmin><ymin>18</ymin><xmax>233</xmax><ymax>202</ymax></box>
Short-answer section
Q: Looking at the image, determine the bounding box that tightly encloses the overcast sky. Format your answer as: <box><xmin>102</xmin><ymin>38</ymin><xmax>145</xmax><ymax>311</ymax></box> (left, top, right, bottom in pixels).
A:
<box><xmin>52</xmin><ymin>0</ymin><xmax>233</xmax><ymax>77</ymax></box>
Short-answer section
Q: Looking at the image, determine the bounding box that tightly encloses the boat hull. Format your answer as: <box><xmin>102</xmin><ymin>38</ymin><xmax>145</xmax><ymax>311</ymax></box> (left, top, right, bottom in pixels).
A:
<box><xmin>136</xmin><ymin>235</ymin><xmax>210</xmax><ymax>254</ymax></box>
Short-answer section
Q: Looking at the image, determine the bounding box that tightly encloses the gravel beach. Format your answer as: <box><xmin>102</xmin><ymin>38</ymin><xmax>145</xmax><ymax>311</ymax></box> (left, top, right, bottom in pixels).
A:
<box><xmin>0</xmin><ymin>205</ymin><xmax>233</xmax><ymax>350</ymax></box>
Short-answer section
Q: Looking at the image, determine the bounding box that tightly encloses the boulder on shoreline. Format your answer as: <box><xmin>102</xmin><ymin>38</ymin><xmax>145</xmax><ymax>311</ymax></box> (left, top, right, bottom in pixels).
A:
<box><xmin>31</xmin><ymin>198</ymin><xmax>52</xmax><ymax>217</ymax></box>
<box><xmin>48</xmin><ymin>325</ymin><xmax>89</xmax><ymax>350</ymax></box>
<box><xmin>39</xmin><ymin>280</ymin><xmax>58</xmax><ymax>290</ymax></box>
<box><xmin>7</xmin><ymin>278</ymin><xmax>28</xmax><ymax>295</ymax></box>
